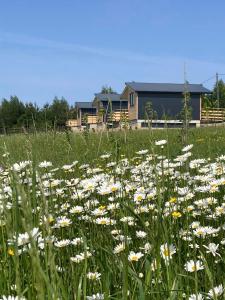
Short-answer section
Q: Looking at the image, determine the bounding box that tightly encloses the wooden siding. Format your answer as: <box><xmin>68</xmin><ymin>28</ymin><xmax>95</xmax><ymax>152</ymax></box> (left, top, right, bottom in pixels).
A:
<box><xmin>124</xmin><ymin>86</ymin><xmax>138</xmax><ymax>121</ymax></box>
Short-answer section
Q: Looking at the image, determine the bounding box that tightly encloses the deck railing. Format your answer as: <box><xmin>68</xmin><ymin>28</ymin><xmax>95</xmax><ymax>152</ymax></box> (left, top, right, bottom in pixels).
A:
<box><xmin>66</xmin><ymin>119</ymin><xmax>78</xmax><ymax>127</ymax></box>
<box><xmin>201</xmin><ymin>108</ymin><xmax>225</xmax><ymax>122</ymax></box>
<box><xmin>107</xmin><ymin>109</ymin><xmax>129</xmax><ymax>122</ymax></box>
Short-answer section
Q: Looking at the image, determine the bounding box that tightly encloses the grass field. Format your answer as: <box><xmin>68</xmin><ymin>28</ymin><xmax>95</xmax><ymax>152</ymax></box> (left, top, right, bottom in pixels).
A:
<box><xmin>1</xmin><ymin>127</ymin><xmax>225</xmax><ymax>299</ymax></box>
<box><xmin>1</xmin><ymin>127</ymin><xmax>225</xmax><ymax>165</ymax></box>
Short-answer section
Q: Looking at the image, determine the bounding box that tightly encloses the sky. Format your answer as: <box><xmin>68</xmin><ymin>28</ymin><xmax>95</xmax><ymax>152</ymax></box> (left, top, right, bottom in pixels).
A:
<box><xmin>1</xmin><ymin>0</ymin><xmax>225</xmax><ymax>106</ymax></box>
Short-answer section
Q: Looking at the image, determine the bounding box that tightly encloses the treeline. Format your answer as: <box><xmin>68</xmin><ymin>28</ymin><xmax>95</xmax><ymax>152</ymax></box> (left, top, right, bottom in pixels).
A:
<box><xmin>0</xmin><ymin>96</ymin><xmax>77</xmax><ymax>133</ymax></box>
<box><xmin>202</xmin><ymin>79</ymin><xmax>225</xmax><ymax>108</ymax></box>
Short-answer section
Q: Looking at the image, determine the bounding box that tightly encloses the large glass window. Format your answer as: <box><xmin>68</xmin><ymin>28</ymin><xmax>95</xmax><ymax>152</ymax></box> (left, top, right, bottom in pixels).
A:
<box><xmin>129</xmin><ymin>93</ymin><xmax>134</xmax><ymax>106</ymax></box>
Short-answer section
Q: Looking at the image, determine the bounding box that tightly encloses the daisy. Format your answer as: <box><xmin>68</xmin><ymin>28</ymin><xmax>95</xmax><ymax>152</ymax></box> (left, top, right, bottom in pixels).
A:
<box><xmin>203</xmin><ymin>243</ymin><xmax>220</xmax><ymax>257</ymax></box>
<box><xmin>54</xmin><ymin>239</ymin><xmax>71</xmax><ymax>248</ymax></box>
<box><xmin>71</xmin><ymin>237</ymin><xmax>84</xmax><ymax>246</ymax></box>
<box><xmin>184</xmin><ymin>260</ymin><xmax>204</xmax><ymax>272</ymax></box>
<box><xmin>55</xmin><ymin>216</ymin><xmax>72</xmax><ymax>228</ymax></box>
<box><xmin>136</xmin><ymin>231</ymin><xmax>147</xmax><ymax>239</ymax></box>
<box><xmin>188</xmin><ymin>294</ymin><xmax>204</xmax><ymax>300</ymax></box>
<box><xmin>208</xmin><ymin>284</ymin><xmax>224</xmax><ymax>298</ymax></box>
<box><xmin>136</xmin><ymin>150</ymin><xmax>148</xmax><ymax>155</ymax></box>
<box><xmin>128</xmin><ymin>251</ymin><xmax>144</xmax><ymax>262</ymax></box>
<box><xmin>39</xmin><ymin>161</ymin><xmax>52</xmax><ymax>168</ymax></box>
<box><xmin>86</xmin><ymin>293</ymin><xmax>104</xmax><ymax>300</ymax></box>
<box><xmin>182</xmin><ymin>144</ymin><xmax>193</xmax><ymax>152</ymax></box>
<box><xmin>160</xmin><ymin>243</ymin><xmax>176</xmax><ymax>262</ymax></box>
<box><xmin>86</xmin><ymin>272</ymin><xmax>101</xmax><ymax>280</ymax></box>
<box><xmin>155</xmin><ymin>140</ymin><xmax>167</xmax><ymax>146</ymax></box>
<box><xmin>0</xmin><ymin>297</ymin><xmax>27</xmax><ymax>300</ymax></box>
<box><xmin>113</xmin><ymin>242</ymin><xmax>125</xmax><ymax>254</ymax></box>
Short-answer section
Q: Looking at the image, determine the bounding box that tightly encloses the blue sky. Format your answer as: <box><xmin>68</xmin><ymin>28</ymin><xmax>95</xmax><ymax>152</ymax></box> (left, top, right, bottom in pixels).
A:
<box><xmin>1</xmin><ymin>0</ymin><xmax>225</xmax><ymax>105</ymax></box>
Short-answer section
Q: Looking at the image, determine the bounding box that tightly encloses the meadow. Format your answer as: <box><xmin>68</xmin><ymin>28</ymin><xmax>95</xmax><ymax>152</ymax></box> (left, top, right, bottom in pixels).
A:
<box><xmin>0</xmin><ymin>127</ymin><xmax>225</xmax><ymax>300</ymax></box>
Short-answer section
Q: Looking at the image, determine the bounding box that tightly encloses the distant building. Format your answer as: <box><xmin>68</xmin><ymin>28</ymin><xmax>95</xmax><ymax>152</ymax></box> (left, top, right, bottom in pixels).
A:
<box><xmin>69</xmin><ymin>82</ymin><xmax>211</xmax><ymax>130</ymax></box>
<box><xmin>75</xmin><ymin>102</ymin><xmax>97</xmax><ymax>127</ymax></box>
<box><xmin>93</xmin><ymin>93</ymin><xmax>128</xmax><ymax>123</ymax></box>
<box><xmin>121</xmin><ymin>82</ymin><xmax>211</xmax><ymax>127</ymax></box>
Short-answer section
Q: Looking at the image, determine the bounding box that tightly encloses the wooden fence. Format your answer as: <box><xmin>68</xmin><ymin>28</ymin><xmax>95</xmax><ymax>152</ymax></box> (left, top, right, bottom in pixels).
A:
<box><xmin>201</xmin><ymin>108</ymin><xmax>225</xmax><ymax>123</ymax></box>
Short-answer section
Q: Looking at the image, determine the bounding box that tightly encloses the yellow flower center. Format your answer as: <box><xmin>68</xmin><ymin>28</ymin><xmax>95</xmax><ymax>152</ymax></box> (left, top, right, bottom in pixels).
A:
<box><xmin>131</xmin><ymin>255</ymin><xmax>138</xmax><ymax>261</ymax></box>
<box><xmin>191</xmin><ymin>265</ymin><xmax>197</xmax><ymax>272</ymax></box>
<box><xmin>100</xmin><ymin>220</ymin><xmax>107</xmax><ymax>225</ymax></box>
<box><xmin>163</xmin><ymin>249</ymin><xmax>170</xmax><ymax>257</ymax></box>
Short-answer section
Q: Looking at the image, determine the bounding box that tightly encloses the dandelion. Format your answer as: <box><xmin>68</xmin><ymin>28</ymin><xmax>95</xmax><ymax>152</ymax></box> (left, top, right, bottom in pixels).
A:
<box><xmin>7</xmin><ymin>249</ymin><xmax>14</xmax><ymax>256</ymax></box>
<box><xmin>169</xmin><ymin>197</ymin><xmax>177</xmax><ymax>203</ymax></box>
<box><xmin>171</xmin><ymin>211</ymin><xmax>182</xmax><ymax>219</ymax></box>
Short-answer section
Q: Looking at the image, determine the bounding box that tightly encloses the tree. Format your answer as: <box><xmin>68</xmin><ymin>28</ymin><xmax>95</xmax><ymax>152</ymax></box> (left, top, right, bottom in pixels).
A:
<box><xmin>101</xmin><ymin>85</ymin><xmax>116</xmax><ymax>94</ymax></box>
<box><xmin>0</xmin><ymin>96</ymin><xmax>25</xmax><ymax>129</ymax></box>
<box><xmin>47</xmin><ymin>97</ymin><xmax>70</xmax><ymax>127</ymax></box>
<box><xmin>202</xmin><ymin>79</ymin><xmax>225</xmax><ymax>108</ymax></box>
<box><xmin>0</xmin><ymin>95</ymin><xmax>75</xmax><ymax>132</ymax></box>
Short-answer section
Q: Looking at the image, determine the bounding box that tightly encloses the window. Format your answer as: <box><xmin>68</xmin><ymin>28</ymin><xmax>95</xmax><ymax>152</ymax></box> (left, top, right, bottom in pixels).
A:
<box><xmin>129</xmin><ymin>93</ymin><xmax>134</xmax><ymax>106</ymax></box>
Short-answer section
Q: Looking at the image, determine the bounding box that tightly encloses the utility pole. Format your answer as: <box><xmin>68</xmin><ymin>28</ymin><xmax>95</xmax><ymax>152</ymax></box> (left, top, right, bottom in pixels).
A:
<box><xmin>216</xmin><ymin>72</ymin><xmax>220</xmax><ymax>108</ymax></box>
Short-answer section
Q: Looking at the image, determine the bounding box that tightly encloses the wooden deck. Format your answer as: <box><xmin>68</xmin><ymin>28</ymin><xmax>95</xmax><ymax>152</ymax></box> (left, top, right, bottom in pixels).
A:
<box><xmin>107</xmin><ymin>109</ymin><xmax>129</xmax><ymax>122</ymax></box>
<box><xmin>201</xmin><ymin>108</ymin><xmax>225</xmax><ymax>123</ymax></box>
<box><xmin>66</xmin><ymin>119</ymin><xmax>78</xmax><ymax>127</ymax></box>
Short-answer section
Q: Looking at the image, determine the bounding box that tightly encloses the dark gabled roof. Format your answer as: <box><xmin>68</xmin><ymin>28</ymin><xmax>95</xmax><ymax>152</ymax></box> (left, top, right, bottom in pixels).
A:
<box><xmin>125</xmin><ymin>82</ymin><xmax>211</xmax><ymax>94</ymax></box>
<box><xmin>94</xmin><ymin>93</ymin><xmax>127</xmax><ymax>102</ymax></box>
<box><xmin>75</xmin><ymin>102</ymin><xmax>94</xmax><ymax>109</ymax></box>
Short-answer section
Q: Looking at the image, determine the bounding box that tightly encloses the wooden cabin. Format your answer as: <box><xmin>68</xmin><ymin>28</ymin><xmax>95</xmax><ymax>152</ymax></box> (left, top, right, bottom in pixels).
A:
<box><xmin>93</xmin><ymin>93</ymin><xmax>128</xmax><ymax>124</ymax></box>
<box><xmin>75</xmin><ymin>102</ymin><xmax>97</xmax><ymax>127</ymax></box>
<box><xmin>121</xmin><ymin>82</ymin><xmax>211</xmax><ymax>127</ymax></box>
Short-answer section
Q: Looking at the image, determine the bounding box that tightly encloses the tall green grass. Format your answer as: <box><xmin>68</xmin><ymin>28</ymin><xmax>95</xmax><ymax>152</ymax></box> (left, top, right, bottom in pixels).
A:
<box><xmin>0</xmin><ymin>127</ymin><xmax>225</xmax><ymax>299</ymax></box>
